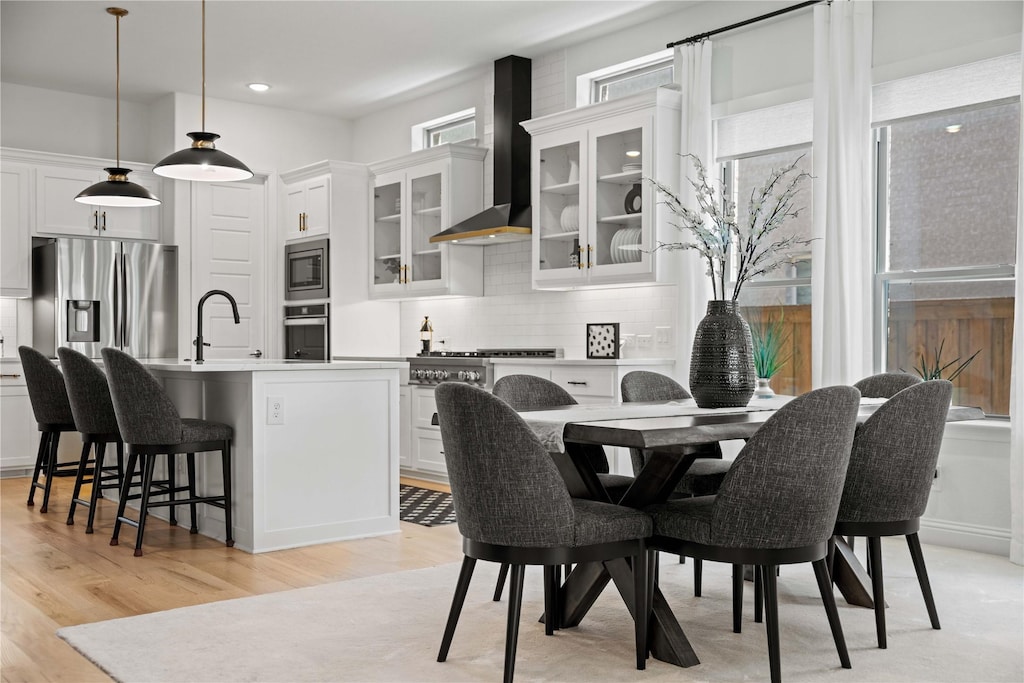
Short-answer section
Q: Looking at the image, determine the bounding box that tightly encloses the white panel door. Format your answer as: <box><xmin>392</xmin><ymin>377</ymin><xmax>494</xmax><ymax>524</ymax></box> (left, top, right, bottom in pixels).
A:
<box><xmin>192</xmin><ymin>179</ymin><xmax>267</xmax><ymax>360</ymax></box>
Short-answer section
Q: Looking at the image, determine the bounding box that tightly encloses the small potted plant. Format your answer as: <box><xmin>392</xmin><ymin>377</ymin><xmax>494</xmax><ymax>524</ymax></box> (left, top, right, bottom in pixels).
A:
<box><xmin>747</xmin><ymin>308</ymin><xmax>791</xmax><ymax>398</ymax></box>
<box><xmin>905</xmin><ymin>339</ymin><xmax>981</xmax><ymax>381</ymax></box>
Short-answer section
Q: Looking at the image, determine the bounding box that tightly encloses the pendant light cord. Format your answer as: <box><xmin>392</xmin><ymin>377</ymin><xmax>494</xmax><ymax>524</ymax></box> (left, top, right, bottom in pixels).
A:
<box><xmin>201</xmin><ymin>0</ymin><xmax>206</xmax><ymax>132</ymax></box>
<box><xmin>115</xmin><ymin>10</ymin><xmax>121</xmax><ymax>166</ymax></box>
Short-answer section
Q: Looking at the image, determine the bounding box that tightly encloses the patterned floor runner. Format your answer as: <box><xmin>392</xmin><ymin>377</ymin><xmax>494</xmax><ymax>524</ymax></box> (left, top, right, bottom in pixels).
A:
<box><xmin>399</xmin><ymin>485</ymin><xmax>457</xmax><ymax>527</ymax></box>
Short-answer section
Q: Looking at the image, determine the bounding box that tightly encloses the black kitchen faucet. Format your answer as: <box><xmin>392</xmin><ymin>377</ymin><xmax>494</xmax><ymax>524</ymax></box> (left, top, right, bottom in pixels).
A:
<box><xmin>194</xmin><ymin>289</ymin><xmax>240</xmax><ymax>363</ymax></box>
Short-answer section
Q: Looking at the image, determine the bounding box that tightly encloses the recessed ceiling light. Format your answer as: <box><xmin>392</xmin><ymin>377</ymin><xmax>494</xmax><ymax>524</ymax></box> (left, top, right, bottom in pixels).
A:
<box><xmin>625</xmin><ymin>150</ymin><xmax>641</xmax><ymax>158</ymax></box>
<box><xmin>945</xmin><ymin>124</ymin><xmax>962</xmax><ymax>133</ymax></box>
<box><xmin>248</xmin><ymin>83</ymin><xmax>271</xmax><ymax>92</ymax></box>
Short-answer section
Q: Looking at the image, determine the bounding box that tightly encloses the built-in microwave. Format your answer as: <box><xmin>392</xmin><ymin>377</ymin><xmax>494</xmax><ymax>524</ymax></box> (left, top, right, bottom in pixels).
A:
<box><xmin>285</xmin><ymin>238</ymin><xmax>329</xmax><ymax>301</ymax></box>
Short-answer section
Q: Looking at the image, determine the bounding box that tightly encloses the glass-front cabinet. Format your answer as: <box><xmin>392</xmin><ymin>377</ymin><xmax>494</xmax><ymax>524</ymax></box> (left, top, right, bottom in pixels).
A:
<box><xmin>369</xmin><ymin>144</ymin><xmax>487</xmax><ymax>299</ymax></box>
<box><xmin>523</xmin><ymin>87</ymin><xmax>681</xmax><ymax>289</ymax></box>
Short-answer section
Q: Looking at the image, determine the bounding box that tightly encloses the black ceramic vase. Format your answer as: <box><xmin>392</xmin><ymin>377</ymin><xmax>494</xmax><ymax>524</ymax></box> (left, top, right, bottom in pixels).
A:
<box><xmin>689</xmin><ymin>300</ymin><xmax>755</xmax><ymax>408</ymax></box>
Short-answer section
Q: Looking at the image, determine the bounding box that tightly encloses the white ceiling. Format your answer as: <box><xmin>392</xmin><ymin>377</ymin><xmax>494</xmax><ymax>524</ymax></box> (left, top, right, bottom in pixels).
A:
<box><xmin>1</xmin><ymin>1</ymin><xmax>692</xmax><ymax>120</ymax></box>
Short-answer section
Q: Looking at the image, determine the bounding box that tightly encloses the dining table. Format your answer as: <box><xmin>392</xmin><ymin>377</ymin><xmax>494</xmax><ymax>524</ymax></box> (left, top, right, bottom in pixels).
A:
<box><xmin>515</xmin><ymin>395</ymin><xmax>986</xmax><ymax>668</ymax></box>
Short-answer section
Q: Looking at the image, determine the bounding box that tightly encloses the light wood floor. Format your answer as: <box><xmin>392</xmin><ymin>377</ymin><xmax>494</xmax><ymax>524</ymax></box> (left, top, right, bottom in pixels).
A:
<box><xmin>0</xmin><ymin>475</ymin><xmax>461</xmax><ymax>682</ymax></box>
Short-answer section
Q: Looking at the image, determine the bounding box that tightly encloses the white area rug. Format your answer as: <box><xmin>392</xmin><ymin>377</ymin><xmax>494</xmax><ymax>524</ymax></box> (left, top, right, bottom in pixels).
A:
<box><xmin>58</xmin><ymin>541</ymin><xmax>1023</xmax><ymax>682</ymax></box>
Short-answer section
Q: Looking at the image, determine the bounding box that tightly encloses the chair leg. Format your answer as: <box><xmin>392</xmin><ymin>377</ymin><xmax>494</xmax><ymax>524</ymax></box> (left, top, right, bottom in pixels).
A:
<box><xmin>27</xmin><ymin>431</ymin><xmax>49</xmax><ymax>506</ymax></box>
<box><xmin>503</xmin><ymin>564</ymin><xmax>526</xmax><ymax>683</ymax></box>
<box><xmin>693</xmin><ymin>558</ymin><xmax>703</xmax><ymax>597</ymax></box>
<box><xmin>39</xmin><ymin>431</ymin><xmax>62</xmax><ymax>513</ymax></box>
<box><xmin>763</xmin><ymin>564</ymin><xmax>782</xmax><ymax>683</ymax></box>
<box><xmin>85</xmin><ymin>442</ymin><xmax>107</xmax><ymax>534</ymax></box>
<box><xmin>906</xmin><ymin>533</ymin><xmax>941</xmax><ymax>630</ymax></box>
<box><xmin>187</xmin><ymin>453</ymin><xmax>199</xmax><ymax>534</ymax></box>
<box><xmin>438</xmin><ymin>556</ymin><xmax>476</xmax><ymax>662</ymax></box>
<box><xmin>868</xmin><ymin>536</ymin><xmax>886</xmax><ymax>649</ymax></box>
<box><xmin>132</xmin><ymin>455</ymin><xmax>157</xmax><ymax>557</ymax></box>
<box><xmin>633</xmin><ymin>545</ymin><xmax>648</xmax><ymax>671</ymax></box>
<box><xmin>493</xmin><ymin>563</ymin><xmax>509</xmax><ymax>602</ymax></box>
<box><xmin>754</xmin><ymin>564</ymin><xmax>764</xmax><ymax>623</ymax></box>
<box><xmin>113</xmin><ymin>443</ymin><xmax>125</xmax><ymax>499</ymax></box>
<box><xmin>543</xmin><ymin>565</ymin><xmax>556</xmax><ymax>636</ymax></box>
<box><xmin>827</xmin><ymin>535</ymin><xmax>837</xmax><ymax>577</ymax></box>
<box><xmin>66</xmin><ymin>442</ymin><xmax>93</xmax><ymax>525</ymax></box>
<box><xmin>732</xmin><ymin>563</ymin><xmax>744</xmax><ymax>633</ymax></box>
<box><xmin>813</xmin><ymin>558</ymin><xmax>851</xmax><ymax>668</ymax></box>
<box><xmin>111</xmin><ymin>452</ymin><xmax>139</xmax><ymax>546</ymax></box>
<box><xmin>221</xmin><ymin>442</ymin><xmax>234</xmax><ymax>547</ymax></box>
<box><xmin>166</xmin><ymin>453</ymin><xmax>177</xmax><ymax>527</ymax></box>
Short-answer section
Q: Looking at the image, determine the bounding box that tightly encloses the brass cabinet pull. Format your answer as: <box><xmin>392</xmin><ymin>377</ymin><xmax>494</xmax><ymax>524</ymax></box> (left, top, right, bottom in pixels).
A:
<box><xmin>578</xmin><ymin>244</ymin><xmax>584</xmax><ymax>270</ymax></box>
<box><xmin>587</xmin><ymin>244</ymin><xmax>594</xmax><ymax>269</ymax></box>
<box><xmin>93</xmin><ymin>210</ymin><xmax>100</xmax><ymax>230</ymax></box>
<box><xmin>101</xmin><ymin>211</ymin><xmax>107</xmax><ymax>231</ymax></box>
<box><xmin>0</xmin><ymin>373</ymin><xmax>22</xmax><ymax>379</ymax></box>
<box><xmin>567</xmin><ymin>380</ymin><xmax>588</xmax><ymax>386</ymax></box>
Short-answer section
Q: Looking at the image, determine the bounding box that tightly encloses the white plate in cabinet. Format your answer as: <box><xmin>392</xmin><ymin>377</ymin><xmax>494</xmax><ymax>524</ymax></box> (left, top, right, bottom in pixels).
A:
<box><xmin>34</xmin><ymin>165</ymin><xmax>161</xmax><ymax>240</ymax></box>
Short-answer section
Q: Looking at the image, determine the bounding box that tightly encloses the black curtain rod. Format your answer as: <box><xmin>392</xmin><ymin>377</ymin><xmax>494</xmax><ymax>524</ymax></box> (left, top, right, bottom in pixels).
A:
<box><xmin>667</xmin><ymin>0</ymin><xmax>825</xmax><ymax>49</ymax></box>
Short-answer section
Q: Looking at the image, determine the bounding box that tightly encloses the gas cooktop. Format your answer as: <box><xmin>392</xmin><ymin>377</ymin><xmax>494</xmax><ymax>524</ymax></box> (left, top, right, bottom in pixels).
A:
<box><xmin>414</xmin><ymin>348</ymin><xmax>563</xmax><ymax>359</ymax></box>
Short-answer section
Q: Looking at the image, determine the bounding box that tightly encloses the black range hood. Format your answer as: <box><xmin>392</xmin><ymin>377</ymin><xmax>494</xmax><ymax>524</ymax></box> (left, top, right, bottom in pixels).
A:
<box><xmin>430</xmin><ymin>55</ymin><xmax>531</xmax><ymax>244</ymax></box>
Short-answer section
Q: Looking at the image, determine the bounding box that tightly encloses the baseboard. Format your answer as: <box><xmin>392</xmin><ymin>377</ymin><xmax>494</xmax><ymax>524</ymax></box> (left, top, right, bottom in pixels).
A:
<box><xmin>919</xmin><ymin>517</ymin><xmax>1011</xmax><ymax>557</ymax></box>
<box><xmin>1</xmin><ymin>467</ymin><xmax>33</xmax><ymax>479</ymax></box>
<box><xmin>399</xmin><ymin>468</ymin><xmax>448</xmax><ymax>486</ymax></box>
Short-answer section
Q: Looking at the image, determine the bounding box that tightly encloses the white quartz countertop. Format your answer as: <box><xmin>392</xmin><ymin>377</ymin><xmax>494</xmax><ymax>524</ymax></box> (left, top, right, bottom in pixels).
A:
<box><xmin>141</xmin><ymin>358</ymin><xmax>408</xmax><ymax>372</ymax></box>
<box><xmin>489</xmin><ymin>357</ymin><xmax>674</xmax><ymax>366</ymax></box>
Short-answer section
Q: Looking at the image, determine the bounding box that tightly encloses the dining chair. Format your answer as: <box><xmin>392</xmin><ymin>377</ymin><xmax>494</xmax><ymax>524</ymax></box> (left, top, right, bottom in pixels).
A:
<box><xmin>101</xmin><ymin>347</ymin><xmax>234</xmax><ymax>556</ymax></box>
<box><xmin>620</xmin><ymin>369</ymin><xmax>732</xmax><ymax>596</ymax></box>
<box><xmin>434</xmin><ymin>382</ymin><xmax>652</xmax><ymax>683</ymax></box>
<box><xmin>18</xmin><ymin>345</ymin><xmax>78</xmax><ymax>514</ymax></box>
<box><xmin>646</xmin><ymin>385</ymin><xmax>861</xmax><ymax>683</ymax></box>
<box><xmin>57</xmin><ymin>347</ymin><xmax>126</xmax><ymax>532</ymax></box>
<box><xmin>832</xmin><ymin>379</ymin><xmax>952</xmax><ymax>649</ymax></box>
<box><xmin>853</xmin><ymin>372</ymin><xmax>922</xmax><ymax>399</ymax></box>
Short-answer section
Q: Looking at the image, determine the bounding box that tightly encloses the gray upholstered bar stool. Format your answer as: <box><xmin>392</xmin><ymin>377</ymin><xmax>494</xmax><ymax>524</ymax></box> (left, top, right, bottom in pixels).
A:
<box><xmin>18</xmin><ymin>345</ymin><xmax>78</xmax><ymax>514</ymax></box>
<box><xmin>853</xmin><ymin>372</ymin><xmax>922</xmax><ymax>398</ymax></box>
<box><xmin>101</xmin><ymin>347</ymin><xmax>234</xmax><ymax>556</ymax></box>
<box><xmin>57</xmin><ymin>347</ymin><xmax>126</xmax><ymax>532</ymax></box>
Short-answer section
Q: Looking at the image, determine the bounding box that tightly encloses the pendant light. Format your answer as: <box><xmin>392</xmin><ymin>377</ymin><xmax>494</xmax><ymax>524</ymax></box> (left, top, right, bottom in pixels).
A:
<box><xmin>153</xmin><ymin>0</ymin><xmax>253</xmax><ymax>182</ymax></box>
<box><xmin>76</xmin><ymin>8</ymin><xmax>160</xmax><ymax>207</ymax></box>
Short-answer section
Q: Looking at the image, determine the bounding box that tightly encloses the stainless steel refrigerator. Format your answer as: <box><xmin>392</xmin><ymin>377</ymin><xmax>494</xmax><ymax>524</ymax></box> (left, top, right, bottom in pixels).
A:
<box><xmin>32</xmin><ymin>238</ymin><xmax>177</xmax><ymax>359</ymax></box>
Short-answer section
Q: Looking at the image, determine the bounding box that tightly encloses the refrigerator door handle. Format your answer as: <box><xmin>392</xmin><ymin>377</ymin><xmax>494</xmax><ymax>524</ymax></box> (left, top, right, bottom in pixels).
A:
<box><xmin>121</xmin><ymin>254</ymin><xmax>129</xmax><ymax>348</ymax></box>
<box><xmin>112</xmin><ymin>253</ymin><xmax>121</xmax><ymax>348</ymax></box>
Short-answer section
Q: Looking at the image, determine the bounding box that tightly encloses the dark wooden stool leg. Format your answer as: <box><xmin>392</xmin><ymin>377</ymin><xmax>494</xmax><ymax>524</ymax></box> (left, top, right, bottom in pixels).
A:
<box><xmin>221</xmin><ymin>442</ymin><xmax>234</xmax><ymax>547</ymax></box>
<box><xmin>868</xmin><ymin>536</ymin><xmax>886</xmax><ymax>648</ymax></box>
<box><xmin>493</xmin><ymin>563</ymin><xmax>509</xmax><ymax>601</ymax></box>
<box><xmin>634</xmin><ymin>546</ymin><xmax>648</xmax><ymax>671</ymax></box>
<box><xmin>438</xmin><ymin>556</ymin><xmax>476</xmax><ymax>662</ymax></box>
<box><xmin>693</xmin><ymin>558</ymin><xmax>703</xmax><ymax>597</ymax></box>
<box><xmin>85</xmin><ymin>442</ymin><xmax>107</xmax><ymax>534</ymax></box>
<box><xmin>503</xmin><ymin>564</ymin><xmax>526</xmax><ymax>683</ymax></box>
<box><xmin>112</xmin><ymin>442</ymin><xmax>125</xmax><ymax>499</ymax></box>
<box><xmin>67</xmin><ymin>442</ymin><xmax>92</xmax><ymax>525</ymax></box>
<box><xmin>186</xmin><ymin>453</ymin><xmax>199</xmax><ymax>533</ymax></box>
<box><xmin>111</xmin><ymin>452</ymin><xmax>139</xmax><ymax>546</ymax></box>
<box><xmin>906</xmin><ymin>533</ymin><xmax>941</xmax><ymax>630</ymax></box>
<box><xmin>133</xmin><ymin>455</ymin><xmax>157</xmax><ymax>557</ymax></box>
<box><xmin>543</xmin><ymin>565</ymin><xmax>556</xmax><ymax>636</ymax></box>
<box><xmin>27</xmin><ymin>431</ymin><xmax>49</xmax><ymax>506</ymax></box>
<box><xmin>755</xmin><ymin>564</ymin><xmax>764</xmax><ymax>623</ymax></box>
<box><xmin>763</xmin><ymin>564</ymin><xmax>781</xmax><ymax>683</ymax></box>
<box><xmin>39</xmin><ymin>431</ymin><xmax>62</xmax><ymax>513</ymax></box>
<box><xmin>813</xmin><ymin>558</ymin><xmax>851</xmax><ymax>668</ymax></box>
<box><xmin>732</xmin><ymin>563</ymin><xmax>744</xmax><ymax>633</ymax></box>
<box><xmin>166</xmin><ymin>453</ymin><xmax>177</xmax><ymax>526</ymax></box>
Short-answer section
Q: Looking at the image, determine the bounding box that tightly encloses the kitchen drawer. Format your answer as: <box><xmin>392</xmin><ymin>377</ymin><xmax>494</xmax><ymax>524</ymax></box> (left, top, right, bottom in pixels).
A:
<box><xmin>550</xmin><ymin>366</ymin><xmax>616</xmax><ymax>399</ymax></box>
<box><xmin>411</xmin><ymin>386</ymin><xmax>438</xmax><ymax>429</ymax></box>
<box><xmin>412</xmin><ymin>429</ymin><xmax>447</xmax><ymax>475</ymax></box>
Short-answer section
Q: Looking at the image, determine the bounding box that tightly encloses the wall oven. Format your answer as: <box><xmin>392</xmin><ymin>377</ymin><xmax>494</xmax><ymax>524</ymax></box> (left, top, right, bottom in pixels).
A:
<box><xmin>284</xmin><ymin>302</ymin><xmax>329</xmax><ymax>360</ymax></box>
<box><xmin>285</xmin><ymin>238</ymin><xmax>329</xmax><ymax>301</ymax></box>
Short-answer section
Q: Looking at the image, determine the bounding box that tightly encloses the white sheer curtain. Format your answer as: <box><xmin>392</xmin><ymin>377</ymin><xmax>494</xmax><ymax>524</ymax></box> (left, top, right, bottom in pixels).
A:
<box><xmin>672</xmin><ymin>41</ymin><xmax>714</xmax><ymax>386</ymax></box>
<box><xmin>811</xmin><ymin>0</ymin><xmax>874</xmax><ymax>388</ymax></box>
<box><xmin>1010</xmin><ymin>18</ymin><xmax>1023</xmax><ymax>566</ymax></box>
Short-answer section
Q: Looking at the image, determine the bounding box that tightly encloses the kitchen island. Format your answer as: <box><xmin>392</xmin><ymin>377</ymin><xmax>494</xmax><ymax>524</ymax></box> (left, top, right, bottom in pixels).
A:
<box><xmin>142</xmin><ymin>359</ymin><xmax>407</xmax><ymax>553</ymax></box>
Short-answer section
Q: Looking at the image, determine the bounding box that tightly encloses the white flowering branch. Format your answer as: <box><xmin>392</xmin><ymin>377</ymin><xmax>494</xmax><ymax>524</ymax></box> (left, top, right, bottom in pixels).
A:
<box><xmin>650</xmin><ymin>154</ymin><xmax>813</xmax><ymax>301</ymax></box>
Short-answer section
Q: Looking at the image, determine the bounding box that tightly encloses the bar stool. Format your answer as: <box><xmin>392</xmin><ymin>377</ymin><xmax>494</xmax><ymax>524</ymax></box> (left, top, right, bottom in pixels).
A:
<box><xmin>18</xmin><ymin>345</ymin><xmax>78</xmax><ymax>514</ymax></box>
<box><xmin>57</xmin><ymin>347</ymin><xmax>126</xmax><ymax>532</ymax></box>
<box><xmin>101</xmin><ymin>347</ymin><xmax>234</xmax><ymax>556</ymax></box>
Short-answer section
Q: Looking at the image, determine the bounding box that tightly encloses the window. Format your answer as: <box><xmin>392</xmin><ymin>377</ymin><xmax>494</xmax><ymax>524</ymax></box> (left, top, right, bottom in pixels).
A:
<box><xmin>726</xmin><ymin>148</ymin><xmax>814</xmax><ymax>397</ymax></box>
<box><xmin>411</xmin><ymin>108</ymin><xmax>476</xmax><ymax>151</ymax></box>
<box><xmin>875</xmin><ymin>100</ymin><xmax>1019</xmax><ymax>416</ymax></box>
<box><xmin>576</xmin><ymin>50</ymin><xmax>673</xmax><ymax>106</ymax></box>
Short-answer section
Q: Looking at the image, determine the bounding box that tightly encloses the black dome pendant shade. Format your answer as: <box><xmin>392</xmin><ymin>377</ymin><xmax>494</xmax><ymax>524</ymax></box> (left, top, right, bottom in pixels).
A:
<box><xmin>153</xmin><ymin>0</ymin><xmax>252</xmax><ymax>182</ymax></box>
<box><xmin>75</xmin><ymin>8</ymin><xmax>160</xmax><ymax>208</ymax></box>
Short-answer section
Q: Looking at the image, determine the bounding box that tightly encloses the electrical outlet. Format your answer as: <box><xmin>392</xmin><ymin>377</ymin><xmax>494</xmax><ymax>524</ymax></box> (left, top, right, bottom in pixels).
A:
<box><xmin>656</xmin><ymin>326</ymin><xmax>672</xmax><ymax>346</ymax></box>
<box><xmin>267</xmin><ymin>396</ymin><xmax>284</xmax><ymax>425</ymax></box>
<box><xmin>636</xmin><ymin>334</ymin><xmax>653</xmax><ymax>348</ymax></box>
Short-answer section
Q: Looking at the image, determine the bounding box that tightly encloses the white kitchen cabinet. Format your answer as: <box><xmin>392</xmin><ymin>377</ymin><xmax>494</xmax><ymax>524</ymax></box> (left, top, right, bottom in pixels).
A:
<box><xmin>399</xmin><ymin>385</ymin><xmax>411</xmax><ymax>468</ymax></box>
<box><xmin>1</xmin><ymin>368</ymin><xmax>36</xmax><ymax>473</ymax></box>
<box><xmin>281</xmin><ymin>173</ymin><xmax>330</xmax><ymax>241</ymax></box>
<box><xmin>404</xmin><ymin>384</ymin><xmax>448</xmax><ymax>478</ymax></box>
<box><xmin>522</xmin><ymin>87</ymin><xmax>680</xmax><ymax>290</ymax></box>
<box><xmin>369</xmin><ymin>143</ymin><xmax>487</xmax><ymax>299</ymax></box>
<box><xmin>34</xmin><ymin>164</ymin><xmax>161</xmax><ymax>240</ymax></box>
<box><xmin>1</xmin><ymin>162</ymin><xmax>32</xmax><ymax>297</ymax></box>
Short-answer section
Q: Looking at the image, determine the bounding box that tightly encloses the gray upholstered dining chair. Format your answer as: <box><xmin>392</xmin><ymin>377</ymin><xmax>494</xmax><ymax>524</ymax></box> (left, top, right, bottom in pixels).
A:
<box><xmin>491</xmin><ymin>374</ymin><xmax>635</xmax><ymax>602</ymax></box>
<box><xmin>833</xmin><ymin>379</ymin><xmax>952</xmax><ymax>649</ymax></box>
<box><xmin>57</xmin><ymin>347</ymin><xmax>126</xmax><ymax>532</ymax></box>
<box><xmin>18</xmin><ymin>345</ymin><xmax>78</xmax><ymax>514</ymax></box>
<box><xmin>101</xmin><ymin>347</ymin><xmax>234</xmax><ymax>556</ymax></box>
<box><xmin>434</xmin><ymin>382</ymin><xmax>652</xmax><ymax>683</ymax></box>
<box><xmin>620</xmin><ymin>370</ymin><xmax>733</xmax><ymax>595</ymax></box>
<box><xmin>853</xmin><ymin>372</ymin><xmax>922</xmax><ymax>398</ymax></box>
<box><xmin>646</xmin><ymin>386</ymin><xmax>861</xmax><ymax>683</ymax></box>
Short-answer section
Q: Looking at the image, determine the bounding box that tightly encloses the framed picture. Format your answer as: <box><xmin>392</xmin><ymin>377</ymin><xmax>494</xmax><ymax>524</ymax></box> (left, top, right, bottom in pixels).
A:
<box><xmin>586</xmin><ymin>322</ymin><xmax>620</xmax><ymax>359</ymax></box>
